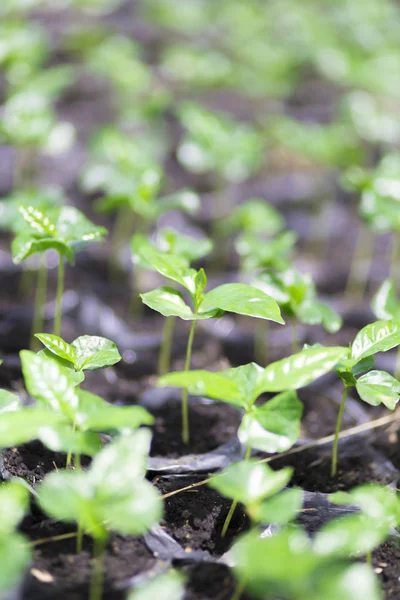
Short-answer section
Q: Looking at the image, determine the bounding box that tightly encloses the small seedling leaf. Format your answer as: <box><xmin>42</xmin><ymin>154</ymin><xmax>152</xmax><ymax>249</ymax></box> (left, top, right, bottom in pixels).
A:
<box><xmin>128</xmin><ymin>570</ymin><xmax>185</xmax><ymax>600</ymax></box>
<box><xmin>76</xmin><ymin>390</ymin><xmax>153</xmax><ymax>431</ymax></box>
<box><xmin>140</xmin><ymin>287</ymin><xmax>216</xmax><ymax>320</ymax></box>
<box><xmin>158</xmin><ymin>369</ymin><xmax>245</xmax><ymax>407</ymax></box>
<box><xmin>351</xmin><ymin>319</ymin><xmax>400</xmax><ymax>363</ymax></box>
<box><xmin>356</xmin><ymin>370</ymin><xmax>400</xmax><ymax>409</ymax></box>
<box><xmin>71</xmin><ymin>335</ymin><xmax>121</xmax><ymax>371</ymax></box>
<box><xmin>0</xmin><ymin>408</ymin><xmax>68</xmax><ymax>448</ymax></box>
<box><xmin>253</xmin><ymin>488</ymin><xmax>302</xmax><ymax>526</ymax></box>
<box><xmin>35</xmin><ymin>333</ymin><xmax>76</xmax><ymax>365</ymax></box>
<box><xmin>201</xmin><ymin>283</ymin><xmax>284</xmax><ymax>323</ymax></box>
<box><xmin>0</xmin><ymin>390</ymin><xmax>21</xmax><ymax>414</ymax></box>
<box><xmin>371</xmin><ymin>279</ymin><xmax>400</xmax><ymax>320</ymax></box>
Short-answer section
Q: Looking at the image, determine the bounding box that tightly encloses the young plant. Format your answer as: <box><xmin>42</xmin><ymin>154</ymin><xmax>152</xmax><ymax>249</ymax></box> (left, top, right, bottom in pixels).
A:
<box><xmin>37</xmin><ymin>430</ymin><xmax>163</xmax><ymax>600</ymax></box>
<box><xmin>12</xmin><ymin>204</ymin><xmax>107</xmax><ymax>337</ymax></box>
<box><xmin>128</xmin><ymin>570</ymin><xmax>185</xmax><ymax>600</ymax></box>
<box><xmin>372</xmin><ymin>279</ymin><xmax>400</xmax><ymax>378</ymax></box>
<box><xmin>136</xmin><ymin>244</ymin><xmax>285</xmax><ymax>444</ymax></box>
<box><xmin>0</xmin><ymin>481</ymin><xmax>32</xmax><ymax>594</ymax></box>
<box><xmin>256</xmin><ymin>267</ymin><xmax>342</xmax><ymax>353</ymax></box>
<box><xmin>209</xmin><ymin>459</ymin><xmax>301</xmax><ymax>536</ymax></box>
<box><xmin>231</xmin><ymin>526</ymin><xmax>382</xmax><ymax>600</ymax></box>
<box><xmin>132</xmin><ymin>231</ymin><xmax>213</xmax><ymax>374</ymax></box>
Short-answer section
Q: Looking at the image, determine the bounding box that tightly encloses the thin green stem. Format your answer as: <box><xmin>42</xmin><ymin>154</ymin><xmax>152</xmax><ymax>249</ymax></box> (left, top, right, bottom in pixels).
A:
<box><xmin>182</xmin><ymin>320</ymin><xmax>198</xmax><ymax>444</ymax></box>
<box><xmin>395</xmin><ymin>345</ymin><xmax>400</xmax><ymax>381</ymax></box>
<box><xmin>158</xmin><ymin>316</ymin><xmax>176</xmax><ymax>375</ymax></box>
<box><xmin>366</xmin><ymin>551</ymin><xmax>372</xmax><ymax>566</ymax></box>
<box><xmin>89</xmin><ymin>536</ymin><xmax>108</xmax><ymax>600</ymax></box>
<box><xmin>345</xmin><ymin>226</ymin><xmax>375</xmax><ymax>304</ymax></box>
<box><xmin>74</xmin><ymin>453</ymin><xmax>83</xmax><ymax>553</ymax></box>
<box><xmin>53</xmin><ymin>254</ymin><xmax>64</xmax><ymax>336</ymax></box>
<box><xmin>254</xmin><ymin>320</ymin><xmax>268</xmax><ymax>365</ymax></box>
<box><xmin>30</xmin><ymin>257</ymin><xmax>48</xmax><ymax>350</ymax></box>
<box><xmin>231</xmin><ymin>577</ymin><xmax>246</xmax><ymax>600</ymax></box>
<box><xmin>390</xmin><ymin>234</ymin><xmax>399</xmax><ymax>283</ymax></box>
<box><xmin>292</xmin><ymin>321</ymin><xmax>300</xmax><ymax>354</ymax></box>
<box><xmin>109</xmin><ymin>203</ymin><xmax>133</xmax><ymax>282</ymax></box>
<box><xmin>221</xmin><ymin>445</ymin><xmax>251</xmax><ymax>538</ymax></box>
<box><xmin>331</xmin><ymin>386</ymin><xmax>349</xmax><ymax>478</ymax></box>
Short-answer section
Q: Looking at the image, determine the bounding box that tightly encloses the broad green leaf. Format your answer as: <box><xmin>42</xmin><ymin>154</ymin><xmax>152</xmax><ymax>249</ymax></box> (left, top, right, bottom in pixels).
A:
<box><xmin>238</xmin><ymin>391</ymin><xmax>303</xmax><ymax>453</ymax></box>
<box><xmin>351</xmin><ymin>319</ymin><xmax>400</xmax><ymax>362</ymax></box>
<box><xmin>209</xmin><ymin>460</ymin><xmax>293</xmax><ymax>505</ymax></box>
<box><xmin>330</xmin><ymin>484</ymin><xmax>400</xmax><ymax>524</ymax></box>
<box><xmin>253</xmin><ymin>488</ymin><xmax>302</xmax><ymax>526</ymax></box>
<box><xmin>158</xmin><ymin>369</ymin><xmax>244</xmax><ymax>407</ymax></box>
<box><xmin>156</xmin><ymin>190</ymin><xmax>200</xmax><ymax>216</ymax></box>
<box><xmin>38</xmin><ymin>425</ymin><xmax>101</xmax><ymax>456</ymax></box>
<box><xmin>201</xmin><ymin>283</ymin><xmax>284</xmax><ymax>323</ymax></box>
<box><xmin>308</xmin><ymin>563</ymin><xmax>382</xmax><ymax>600</ymax></box>
<box><xmin>12</xmin><ymin>234</ymin><xmax>74</xmax><ymax>264</ymax></box>
<box><xmin>371</xmin><ymin>279</ymin><xmax>400</xmax><ymax>320</ymax></box>
<box><xmin>18</xmin><ymin>205</ymin><xmax>56</xmax><ymax>236</ymax></box>
<box><xmin>0</xmin><ymin>390</ymin><xmax>20</xmax><ymax>414</ymax></box>
<box><xmin>0</xmin><ymin>408</ymin><xmax>68</xmax><ymax>448</ymax></box>
<box><xmin>37</xmin><ymin>349</ymin><xmax>85</xmax><ymax>386</ymax></box>
<box><xmin>356</xmin><ymin>370</ymin><xmax>400</xmax><ymax>409</ymax></box>
<box><xmin>76</xmin><ymin>390</ymin><xmax>153</xmax><ymax>431</ymax></box>
<box><xmin>0</xmin><ymin>535</ymin><xmax>31</xmax><ymax>592</ymax></box>
<box><xmin>35</xmin><ymin>333</ymin><xmax>76</xmax><ymax>365</ymax></box>
<box><xmin>0</xmin><ymin>482</ymin><xmax>30</xmax><ymax>534</ymax></box>
<box><xmin>313</xmin><ymin>514</ymin><xmax>388</xmax><ymax>558</ymax></box>
<box><xmin>259</xmin><ymin>347</ymin><xmax>349</xmax><ymax>393</ymax></box>
<box><xmin>140</xmin><ymin>287</ymin><xmax>216</xmax><ymax>320</ymax></box>
<box><xmin>128</xmin><ymin>571</ymin><xmax>185</xmax><ymax>600</ymax></box>
<box><xmin>71</xmin><ymin>335</ymin><xmax>121</xmax><ymax>370</ymax></box>
<box><xmin>20</xmin><ymin>350</ymin><xmax>79</xmax><ymax>419</ymax></box>
<box><xmin>56</xmin><ymin>206</ymin><xmax>108</xmax><ymax>243</ymax></box>
<box><xmin>223</xmin><ymin>198</ymin><xmax>284</xmax><ymax>236</ymax></box>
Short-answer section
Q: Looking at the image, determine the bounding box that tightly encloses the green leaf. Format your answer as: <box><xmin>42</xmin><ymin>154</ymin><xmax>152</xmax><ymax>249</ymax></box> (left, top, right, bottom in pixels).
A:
<box><xmin>157</xmin><ymin>228</ymin><xmax>213</xmax><ymax>262</ymax></box>
<box><xmin>158</xmin><ymin>369</ymin><xmax>244</xmax><ymax>407</ymax></box>
<box><xmin>238</xmin><ymin>391</ymin><xmax>303</xmax><ymax>453</ymax></box>
<box><xmin>56</xmin><ymin>206</ymin><xmax>108</xmax><ymax>244</ymax></box>
<box><xmin>38</xmin><ymin>425</ymin><xmax>101</xmax><ymax>456</ymax></box>
<box><xmin>155</xmin><ymin>190</ymin><xmax>200</xmax><ymax>216</ymax></box>
<box><xmin>356</xmin><ymin>370</ymin><xmax>400</xmax><ymax>409</ymax></box>
<box><xmin>313</xmin><ymin>514</ymin><xmax>388</xmax><ymax>558</ymax></box>
<box><xmin>71</xmin><ymin>335</ymin><xmax>121</xmax><ymax>371</ymax></box>
<box><xmin>18</xmin><ymin>205</ymin><xmax>56</xmax><ymax>236</ymax></box>
<box><xmin>253</xmin><ymin>488</ymin><xmax>303</xmax><ymax>526</ymax></box>
<box><xmin>0</xmin><ymin>481</ymin><xmax>30</xmax><ymax>534</ymax></box>
<box><xmin>0</xmin><ymin>408</ymin><xmax>68</xmax><ymax>448</ymax></box>
<box><xmin>371</xmin><ymin>278</ymin><xmax>400</xmax><ymax>320</ymax></box>
<box><xmin>296</xmin><ymin>300</ymin><xmax>342</xmax><ymax>333</ymax></box>
<box><xmin>209</xmin><ymin>460</ymin><xmax>293</xmax><ymax>505</ymax></box>
<box><xmin>223</xmin><ymin>198</ymin><xmax>284</xmax><ymax>236</ymax></box>
<box><xmin>20</xmin><ymin>350</ymin><xmax>79</xmax><ymax>419</ymax></box>
<box><xmin>0</xmin><ymin>390</ymin><xmax>21</xmax><ymax>414</ymax></box>
<box><xmin>309</xmin><ymin>563</ymin><xmax>383</xmax><ymax>600</ymax></box>
<box><xmin>37</xmin><ymin>349</ymin><xmax>85</xmax><ymax>386</ymax></box>
<box><xmin>128</xmin><ymin>570</ymin><xmax>185</xmax><ymax>600</ymax></box>
<box><xmin>0</xmin><ymin>535</ymin><xmax>31</xmax><ymax>592</ymax></box>
<box><xmin>35</xmin><ymin>333</ymin><xmax>76</xmax><ymax>365</ymax></box>
<box><xmin>76</xmin><ymin>390</ymin><xmax>154</xmax><ymax>431</ymax></box>
<box><xmin>351</xmin><ymin>319</ymin><xmax>400</xmax><ymax>363</ymax></box>
<box><xmin>259</xmin><ymin>346</ymin><xmax>349</xmax><ymax>393</ymax></box>
<box><xmin>201</xmin><ymin>283</ymin><xmax>284</xmax><ymax>323</ymax></box>
<box><xmin>12</xmin><ymin>234</ymin><xmax>74</xmax><ymax>264</ymax></box>
<box><xmin>140</xmin><ymin>287</ymin><xmax>216</xmax><ymax>320</ymax></box>
<box><xmin>329</xmin><ymin>484</ymin><xmax>400</xmax><ymax>525</ymax></box>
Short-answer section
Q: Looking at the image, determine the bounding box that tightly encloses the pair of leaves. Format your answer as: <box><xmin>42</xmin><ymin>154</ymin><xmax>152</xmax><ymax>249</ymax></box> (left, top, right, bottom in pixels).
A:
<box><xmin>236</xmin><ymin>230</ymin><xmax>297</xmax><ymax>272</ymax></box>
<box><xmin>12</xmin><ymin>204</ymin><xmax>107</xmax><ymax>265</ymax></box>
<box><xmin>209</xmin><ymin>460</ymin><xmax>301</xmax><ymax>526</ymax></box>
<box><xmin>256</xmin><ymin>268</ymin><xmax>342</xmax><ymax>334</ymax></box>
<box><xmin>37</xmin><ymin>430</ymin><xmax>162</xmax><ymax>540</ymax></box>
<box><xmin>221</xmin><ymin>198</ymin><xmax>285</xmax><ymax>237</ymax></box>
<box><xmin>232</xmin><ymin>528</ymin><xmax>382</xmax><ymax>600</ymax></box>
<box><xmin>35</xmin><ymin>333</ymin><xmax>121</xmax><ymax>372</ymax></box>
<box><xmin>134</xmin><ymin>229</ymin><xmax>213</xmax><ymax>268</ymax></box>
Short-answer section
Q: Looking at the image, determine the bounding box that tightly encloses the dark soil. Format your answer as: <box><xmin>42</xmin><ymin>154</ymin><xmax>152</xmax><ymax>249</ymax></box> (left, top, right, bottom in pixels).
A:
<box><xmin>270</xmin><ymin>444</ymin><xmax>399</xmax><ymax>493</ymax></box>
<box><xmin>1</xmin><ymin>442</ymin><xmax>70</xmax><ymax>485</ymax></box>
<box><xmin>150</xmin><ymin>401</ymin><xmax>242</xmax><ymax>458</ymax></box>
<box><xmin>21</xmin><ymin>514</ymin><xmax>156</xmax><ymax>600</ymax></box>
<box><xmin>373</xmin><ymin>540</ymin><xmax>400</xmax><ymax>600</ymax></box>
<box><xmin>183</xmin><ymin>563</ymin><xmax>254</xmax><ymax>600</ymax></box>
<box><xmin>155</xmin><ymin>475</ymin><xmax>248</xmax><ymax>555</ymax></box>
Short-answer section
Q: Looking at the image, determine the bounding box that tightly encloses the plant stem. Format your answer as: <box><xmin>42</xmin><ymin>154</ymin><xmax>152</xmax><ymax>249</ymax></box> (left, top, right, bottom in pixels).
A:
<box><xmin>30</xmin><ymin>256</ymin><xmax>48</xmax><ymax>350</ymax></box>
<box><xmin>53</xmin><ymin>254</ymin><xmax>64</xmax><ymax>336</ymax></box>
<box><xmin>231</xmin><ymin>577</ymin><xmax>246</xmax><ymax>600</ymax></box>
<box><xmin>390</xmin><ymin>233</ymin><xmax>399</xmax><ymax>283</ymax></box>
<box><xmin>254</xmin><ymin>320</ymin><xmax>268</xmax><ymax>365</ymax></box>
<box><xmin>221</xmin><ymin>445</ymin><xmax>251</xmax><ymax>538</ymax></box>
<box><xmin>74</xmin><ymin>453</ymin><xmax>83</xmax><ymax>553</ymax></box>
<box><xmin>345</xmin><ymin>226</ymin><xmax>374</xmax><ymax>304</ymax></box>
<box><xmin>292</xmin><ymin>321</ymin><xmax>300</xmax><ymax>354</ymax></box>
<box><xmin>331</xmin><ymin>386</ymin><xmax>349</xmax><ymax>478</ymax></box>
<box><xmin>158</xmin><ymin>316</ymin><xmax>176</xmax><ymax>375</ymax></box>
<box><xmin>109</xmin><ymin>203</ymin><xmax>133</xmax><ymax>282</ymax></box>
<box><xmin>182</xmin><ymin>320</ymin><xmax>198</xmax><ymax>444</ymax></box>
<box><xmin>89</xmin><ymin>536</ymin><xmax>107</xmax><ymax>600</ymax></box>
<box><xmin>366</xmin><ymin>551</ymin><xmax>372</xmax><ymax>566</ymax></box>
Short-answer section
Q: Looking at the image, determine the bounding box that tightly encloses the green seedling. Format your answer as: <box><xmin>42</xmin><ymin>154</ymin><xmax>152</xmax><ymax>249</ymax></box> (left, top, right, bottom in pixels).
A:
<box><xmin>133</xmin><ymin>231</ymin><xmax>213</xmax><ymax>375</ymax></box>
<box><xmin>209</xmin><ymin>459</ymin><xmax>301</xmax><ymax>536</ymax></box>
<box><xmin>314</xmin><ymin>483</ymin><xmax>400</xmax><ymax>563</ymax></box>
<box><xmin>12</xmin><ymin>204</ymin><xmax>107</xmax><ymax>338</ymax></box>
<box><xmin>128</xmin><ymin>570</ymin><xmax>185</xmax><ymax>600</ymax></box>
<box><xmin>256</xmin><ymin>267</ymin><xmax>342</xmax><ymax>353</ymax></box>
<box><xmin>37</xmin><ymin>430</ymin><xmax>163</xmax><ymax>600</ymax></box>
<box><xmin>161</xmin><ymin>44</ymin><xmax>233</xmax><ymax>90</ymax></box>
<box><xmin>136</xmin><ymin>241</ymin><xmax>285</xmax><ymax>443</ymax></box>
<box><xmin>0</xmin><ymin>186</ymin><xmax>65</xmax><ymax>233</ymax></box>
<box><xmin>332</xmin><ymin>319</ymin><xmax>400</xmax><ymax>476</ymax></box>
<box><xmin>221</xmin><ymin>198</ymin><xmax>285</xmax><ymax>240</ymax></box>
<box><xmin>0</xmin><ymin>481</ymin><xmax>32</xmax><ymax>594</ymax></box>
<box><xmin>0</xmin><ymin>19</ymin><xmax>48</xmax><ymax>87</ymax></box>
<box><xmin>231</xmin><ymin>526</ymin><xmax>382</xmax><ymax>600</ymax></box>
<box><xmin>35</xmin><ymin>333</ymin><xmax>122</xmax><ymax>375</ymax></box>
<box><xmin>372</xmin><ymin>279</ymin><xmax>400</xmax><ymax>378</ymax></box>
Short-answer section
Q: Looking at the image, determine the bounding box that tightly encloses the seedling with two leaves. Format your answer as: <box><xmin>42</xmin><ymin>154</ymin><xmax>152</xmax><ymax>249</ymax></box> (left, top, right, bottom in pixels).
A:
<box><xmin>135</xmin><ymin>239</ymin><xmax>285</xmax><ymax>444</ymax></box>
<box><xmin>132</xmin><ymin>231</ymin><xmax>213</xmax><ymax>375</ymax></box>
<box><xmin>12</xmin><ymin>204</ymin><xmax>107</xmax><ymax>340</ymax></box>
<box><xmin>37</xmin><ymin>430</ymin><xmax>163</xmax><ymax>600</ymax></box>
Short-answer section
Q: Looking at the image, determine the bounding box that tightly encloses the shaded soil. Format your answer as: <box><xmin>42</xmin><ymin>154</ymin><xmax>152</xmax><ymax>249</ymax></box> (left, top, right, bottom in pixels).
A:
<box><xmin>1</xmin><ymin>442</ymin><xmax>72</xmax><ymax>485</ymax></box>
<box><xmin>183</xmin><ymin>563</ymin><xmax>254</xmax><ymax>600</ymax></box>
<box><xmin>156</xmin><ymin>475</ymin><xmax>248</xmax><ymax>555</ymax></box>
<box><xmin>150</xmin><ymin>401</ymin><xmax>242</xmax><ymax>458</ymax></box>
<box><xmin>373</xmin><ymin>540</ymin><xmax>400</xmax><ymax>600</ymax></box>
